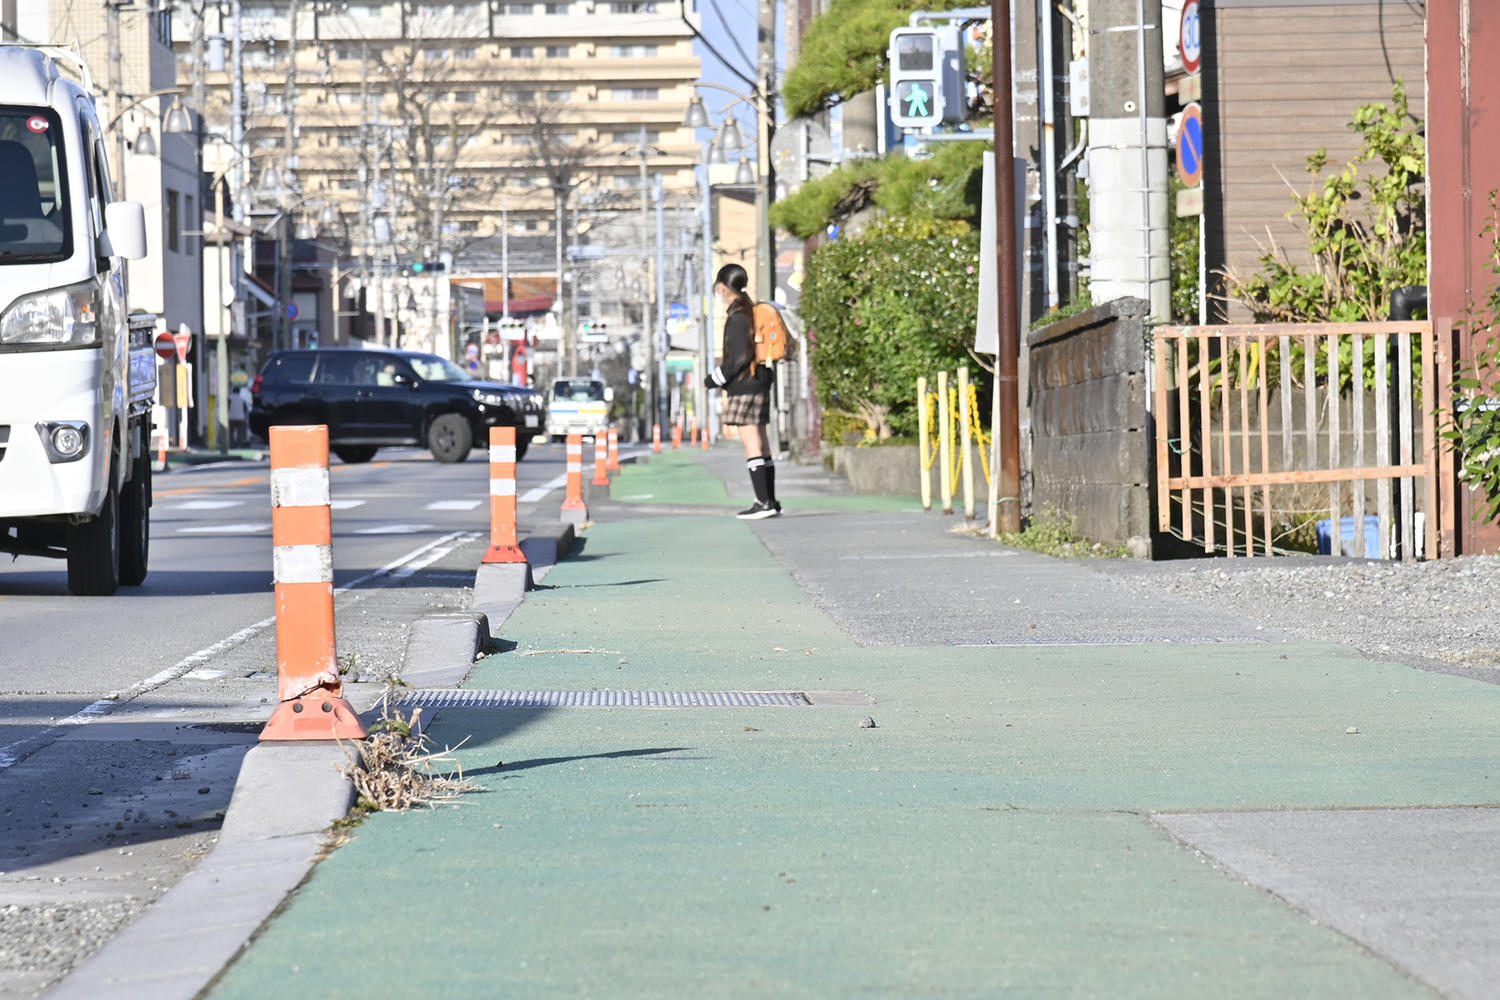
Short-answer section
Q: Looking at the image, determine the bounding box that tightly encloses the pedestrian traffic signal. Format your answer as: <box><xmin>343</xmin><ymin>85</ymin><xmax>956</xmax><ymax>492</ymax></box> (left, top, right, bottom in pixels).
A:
<box><xmin>888</xmin><ymin>25</ymin><xmax>967</xmax><ymax>129</ymax></box>
<box><xmin>408</xmin><ymin>259</ymin><xmax>447</xmax><ymax>275</ymax></box>
<box><xmin>578</xmin><ymin>321</ymin><xmax>609</xmax><ymax>342</ymax></box>
<box><xmin>889</xmin><ymin>28</ymin><xmax>942</xmax><ymax>129</ymax></box>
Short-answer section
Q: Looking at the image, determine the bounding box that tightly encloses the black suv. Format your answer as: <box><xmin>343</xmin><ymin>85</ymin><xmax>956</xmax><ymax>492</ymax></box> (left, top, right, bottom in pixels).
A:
<box><xmin>249</xmin><ymin>349</ymin><xmax>546</xmax><ymax>463</ymax></box>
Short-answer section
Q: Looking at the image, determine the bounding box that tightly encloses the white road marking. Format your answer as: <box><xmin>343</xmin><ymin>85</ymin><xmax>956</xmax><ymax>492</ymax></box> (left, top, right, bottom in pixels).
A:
<box><xmin>356</xmin><ymin>523</ymin><xmax>434</xmax><ymax>535</ymax></box>
<box><xmin>171</xmin><ymin>499</ymin><xmax>243</xmax><ymax>510</ymax></box>
<box><xmin>331</xmin><ymin>499</ymin><xmax>366</xmax><ymax>510</ymax></box>
<box><xmin>520</xmin><ymin>473</ymin><xmax>567</xmax><ymax>504</ymax></box>
<box><xmin>177</xmin><ymin>522</ymin><xmax>272</xmax><ymax>534</ymax></box>
<box><xmin>425</xmin><ymin>499</ymin><xmax>483</xmax><ymax>511</ymax></box>
<box><xmin>0</xmin><ymin>531</ymin><xmax>481</xmax><ymax>769</ymax></box>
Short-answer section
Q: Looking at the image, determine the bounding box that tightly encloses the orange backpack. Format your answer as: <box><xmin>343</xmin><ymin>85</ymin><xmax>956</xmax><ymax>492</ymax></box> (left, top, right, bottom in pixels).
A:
<box><xmin>752</xmin><ymin>302</ymin><xmax>797</xmax><ymax>367</ymax></box>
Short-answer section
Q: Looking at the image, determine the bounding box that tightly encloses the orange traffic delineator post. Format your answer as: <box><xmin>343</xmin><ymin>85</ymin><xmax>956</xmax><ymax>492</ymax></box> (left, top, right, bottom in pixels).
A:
<box><xmin>671</xmin><ymin>421</ymin><xmax>682</xmax><ymax>450</ymax></box>
<box><xmin>606</xmin><ymin>427</ymin><xmax>620</xmax><ymax>471</ymax></box>
<box><xmin>152</xmin><ymin>426</ymin><xmax>168</xmax><ymax>472</ymax></box>
<box><xmin>561</xmin><ymin>432</ymin><xmax>587</xmax><ymax>524</ymax></box>
<box><xmin>591</xmin><ymin>429</ymin><xmax>610</xmax><ymax>486</ymax></box>
<box><xmin>482</xmin><ymin>425</ymin><xmax>527</xmax><ymax>564</ymax></box>
<box><xmin>262</xmin><ymin>424</ymin><xmax>365</xmax><ymax>742</ymax></box>
<box><xmin>652</xmin><ymin>423</ymin><xmax>662</xmax><ymax>453</ymax></box>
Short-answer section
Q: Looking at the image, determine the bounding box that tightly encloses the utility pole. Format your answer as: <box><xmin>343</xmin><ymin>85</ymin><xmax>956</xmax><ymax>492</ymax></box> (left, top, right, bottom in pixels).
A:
<box><xmin>1087</xmin><ymin>0</ymin><xmax>1169</xmax><ymax>321</ymax></box>
<box><xmin>655</xmin><ymin>174</ymin><xmax>668</xmax><ymax>432</ymax></box>
<box><xmin>107</xmin><ymin>1</ymin><xmax>126</xmax><ymax>199</ymax></box>
<box><xmin>992</xmin><ymin>0</ymin><xmax>1022</xmax><ymax>534</ymax></box>
<box><xmin>756</xmin><ymin>0</ymin><xmax>777</xmax><ymax>301</ymax></box>
<box><xmin>639</xmin><ymin>125</ymin><xmax>656</xmax><ymax>426</ymax></box>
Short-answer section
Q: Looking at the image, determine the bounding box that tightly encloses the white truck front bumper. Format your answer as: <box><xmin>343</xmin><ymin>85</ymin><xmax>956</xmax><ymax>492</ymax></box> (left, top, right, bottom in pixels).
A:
<box><xmin>0</xmin><ymin>350</ymin><xmax>110</xmax><ymax>519</ymax></box>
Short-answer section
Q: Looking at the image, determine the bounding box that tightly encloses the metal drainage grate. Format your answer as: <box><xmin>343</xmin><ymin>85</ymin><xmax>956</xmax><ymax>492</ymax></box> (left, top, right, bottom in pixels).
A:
<box><xmin>398</xmin><ymin>689</ymin><xmax>812</xmax><ymax>709</ymax></box>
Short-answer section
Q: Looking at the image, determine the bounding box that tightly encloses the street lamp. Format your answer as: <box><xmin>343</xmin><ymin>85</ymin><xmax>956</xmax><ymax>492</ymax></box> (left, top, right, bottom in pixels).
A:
<box><xmin>685</xmin><ymin>82</ymin><xmax>777</xmax><ymax>302</ymax></box>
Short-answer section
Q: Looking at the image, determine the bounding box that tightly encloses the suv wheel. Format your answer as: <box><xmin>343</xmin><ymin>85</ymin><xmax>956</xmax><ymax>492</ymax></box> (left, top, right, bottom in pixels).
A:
<box><xmin>428</xmin><ymin>413</ymin><xmax>472</xmax><ymax>463</ymax></box>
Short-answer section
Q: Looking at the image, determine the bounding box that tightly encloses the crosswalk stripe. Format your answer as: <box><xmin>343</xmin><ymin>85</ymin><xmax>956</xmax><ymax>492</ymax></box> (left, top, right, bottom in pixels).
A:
<box><xmin>356</xmin><ymin>524</ymin><xmax>434</xmax><ymax>535</ymax></box>
<box><xmin>425</xmin><ymin>499</ymin><xmax>483</xmax><ymax>511</ymax></box>
<box><xmin>171</xmin><ymin>499</ymin><xmax>243</xmax><ymax>510</ymax></box>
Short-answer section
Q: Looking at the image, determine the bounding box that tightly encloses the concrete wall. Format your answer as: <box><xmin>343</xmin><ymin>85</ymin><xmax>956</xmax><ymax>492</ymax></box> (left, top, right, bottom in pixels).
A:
<box><xmin>1028</xmin><ymin>297</ymin><xmax>1154</xmax><ymax>553</ymax></box>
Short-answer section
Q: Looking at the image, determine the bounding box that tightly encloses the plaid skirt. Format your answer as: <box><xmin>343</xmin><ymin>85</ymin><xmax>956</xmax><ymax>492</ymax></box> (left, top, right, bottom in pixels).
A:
<box><xmin>721</xmin><ymin>389</ymin><xmax>770</xmax><ymax>427</ymax></box>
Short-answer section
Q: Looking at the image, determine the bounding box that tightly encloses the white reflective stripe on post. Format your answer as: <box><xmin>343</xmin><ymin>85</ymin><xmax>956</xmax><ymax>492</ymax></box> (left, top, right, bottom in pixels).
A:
<box><xmin>490</xmin><ymin>479</ymin><xmax>517</xmax><ymax>497</ymax></box>
<box><xmin>270</xmin><ymin>466</ymin><xmax>332</xmax><ymax>508</ymax></box>
<box><xmin>489</xmin><ymin>445</ymin><xmax>517</xmax><ymax>464</ymax></box>
<box><xmin>273</xmin><ymin>544</ymin><xmax>334</xmax><ymax>585</ymax></box>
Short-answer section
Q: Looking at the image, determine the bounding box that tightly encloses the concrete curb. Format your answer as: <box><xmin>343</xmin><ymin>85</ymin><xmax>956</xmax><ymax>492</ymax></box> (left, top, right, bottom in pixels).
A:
<box><xmin>46</xmin><ymin>511</ymin><xmax>582</xmax><ymax>999</ymax></box>
<box><xmin>46</xmin><ymin>744</ymin><xmax>354</xmax><ymax>1000</ymax></box>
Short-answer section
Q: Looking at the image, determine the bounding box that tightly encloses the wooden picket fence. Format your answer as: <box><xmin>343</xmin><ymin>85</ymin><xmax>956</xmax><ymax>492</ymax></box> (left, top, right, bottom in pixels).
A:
<box><xmin>1152</xmin><ymin>321</ymin><xmax>1455</xmax><ymax>560</ymax></box>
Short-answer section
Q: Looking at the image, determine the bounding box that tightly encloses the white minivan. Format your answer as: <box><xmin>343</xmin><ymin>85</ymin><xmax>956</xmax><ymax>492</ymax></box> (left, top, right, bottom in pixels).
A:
<box><xmin>547</xmin><ymin>377</ymin><xmax>613</xmax><ymax>439</ymax></box>
<box><xmin>0</xmin><ymin>46</ymin><xmax>152</xmax><ymax>595</ymax></box>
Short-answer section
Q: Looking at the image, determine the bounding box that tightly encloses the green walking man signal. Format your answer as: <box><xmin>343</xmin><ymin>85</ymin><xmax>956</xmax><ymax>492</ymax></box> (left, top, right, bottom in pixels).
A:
<box><xmin>888</xmin><ymin>25</ymin><xmax>967</xmax><ymax>129</ymax></box>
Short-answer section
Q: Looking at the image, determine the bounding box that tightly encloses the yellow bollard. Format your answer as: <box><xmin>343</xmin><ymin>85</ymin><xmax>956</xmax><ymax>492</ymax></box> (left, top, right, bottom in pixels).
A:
<box><xmin>917</xmin><ymin>376</ymin><xmax>932</xmax><ymax>511</ymax></box>
<box><xmin>959</xmin><ymin>366</ymin><xmax>975</xmax><ymax>520</ymax></box>
<box><xmin>938</xmin><ymin>370</ymin><xmax>953</xmax><ymax>515</ymax></box>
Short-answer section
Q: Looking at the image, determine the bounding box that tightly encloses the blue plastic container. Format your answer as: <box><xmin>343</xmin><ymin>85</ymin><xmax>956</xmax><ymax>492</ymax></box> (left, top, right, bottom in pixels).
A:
<box><xmin>1315</xmin><ymin>515</ymin><xmax>1381</xmax><ymax>558</ymax></box>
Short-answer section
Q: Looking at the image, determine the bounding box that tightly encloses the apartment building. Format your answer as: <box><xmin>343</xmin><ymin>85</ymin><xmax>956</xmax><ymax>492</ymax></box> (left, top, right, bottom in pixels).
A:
<box><xmin>172</xmin><ymin>0</ymin><xmax>707</xmax><ymax>369</ymax></box>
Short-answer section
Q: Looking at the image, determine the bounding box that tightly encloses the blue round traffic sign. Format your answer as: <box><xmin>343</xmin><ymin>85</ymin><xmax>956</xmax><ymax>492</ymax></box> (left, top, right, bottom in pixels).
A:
<box><xmin>285</xmin><ymin>302</ymin><xmax>299</xmax><ymax>320</ymax></box>
<box><xmin>1176</xmin><ymin>103</ymin><xmax>1204</xmax><ymax>187</ymax></box>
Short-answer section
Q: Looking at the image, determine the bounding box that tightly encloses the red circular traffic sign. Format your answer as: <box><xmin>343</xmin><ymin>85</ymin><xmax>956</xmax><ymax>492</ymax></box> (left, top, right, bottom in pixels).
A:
<box><xmin>154</xmin><ymin>331</ymin><xmax>176</xmax><ymax>360</ymax></box>
<box><xmin>1179</xmin><ymin>0</ymin><xmax>1202</xmax><ymax>75</ymax></box>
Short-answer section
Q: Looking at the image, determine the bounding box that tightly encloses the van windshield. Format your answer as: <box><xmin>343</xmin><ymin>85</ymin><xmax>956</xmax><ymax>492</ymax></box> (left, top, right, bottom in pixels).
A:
<box><xmin>0</xmin><ymin>108</ymin><xmax>68</xmax><ymax>264</ymax></box>
<box><xmin>552</xmin><ymin>379</ymin><xmax>605</xmax><ymax>402</ymax></box>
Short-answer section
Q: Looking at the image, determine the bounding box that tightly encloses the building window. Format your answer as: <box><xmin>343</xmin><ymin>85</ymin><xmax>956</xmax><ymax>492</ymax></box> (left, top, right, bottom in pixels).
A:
<box><xmin>336</xmin><ymin>46</ymin><xmax>360</xmax><ymax>60</ymax></box>
<box><xmin>336</xmin><ymin>92</ymin><xmax>361</xmax><ymax>106</ymax></box>
<box><xmin>521</xmin><ymin>219</ymin><xmax>539</xmax><ymax>232</ymax></box>
<box><xmin>545</xmin><ymin>2</ymin><xmax>569</xmax><ymax>12</ymax></box>
<box><xmin>546</xmin><ymin>45</ymin><xmax>569</xmax><ymax>58</ymax></box>
<box><xmin>423</xmin><ymin>47</ymin><xmax>450</xmax><ymax>61</ymax></box>
<box><xmin>505</xmin><ymin>2</ymin><xmax>534</xmax><ymax>12</ymax></box>
<box><xmin>611</xmin><ymin>1</ymin><xmax>656</xmax><ymax>10</ymax></box>
<box><xmin>452</xmin><ymin>90</ymin><xmax>479</xmax><ymax>104</ymax></box>
<box><xmin>613</xmin><ymin>88</ymin><xmax>658</xmax><ymax>101</ymax></box>
<box><xmin>546</xmin><ymin>89</ymin><xmax>572</xmax><ymax>103</ymax></box>
<box><xmin>612</xmin><ymin>128</ymin><xmax>659</xmax><ymax>144</ymax></box>
<box><xmin>165</xmin><ymin>189</ymin><xmax>180</xmax><ymax>253</ymax></box>
<box><xmin>337</xmin><ymin>178</ymin><xmax>358</xmax><ymax>190</ymax></box>
<box><xmin>457</xmin><ymin>219</ymin><xmax>479</xmax><ymax>233</ymax></box>
<box><xmin>611</xmin><ymin>44</ymin><xmax>657</xmax><ymax>58</ymax></box>
<box><xmin>455</xmin><ymin>47</ymin><xmax>477</xmax><ymax>59</ymax></box>
<box><xmin>510</xmin><ymin>46</ymin><xmax>534</xmax><ymax>58</ymax></box>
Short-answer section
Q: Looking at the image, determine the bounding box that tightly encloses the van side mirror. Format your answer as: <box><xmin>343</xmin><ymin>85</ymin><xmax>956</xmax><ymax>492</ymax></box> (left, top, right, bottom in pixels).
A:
<box><xmin>102</xmin><ymin>201</ymin><xmax>147</xmax><ymax>261</ymax></box>
<box><xmin>604</xmin><ymin>387</ymin><xmax>615</xmax><ymax>402</ymax></box>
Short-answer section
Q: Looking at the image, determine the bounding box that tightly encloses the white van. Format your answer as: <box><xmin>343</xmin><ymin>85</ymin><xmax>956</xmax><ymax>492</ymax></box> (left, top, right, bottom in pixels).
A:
<box><xmin>547</xmin><ymin>377</ymin><xmax>612</xmax><ymax>439</ymax></box>
<box><xmin>0</xmin><ymin>46</ymin><xmax>152</xmax><ymax>595</ymax></box>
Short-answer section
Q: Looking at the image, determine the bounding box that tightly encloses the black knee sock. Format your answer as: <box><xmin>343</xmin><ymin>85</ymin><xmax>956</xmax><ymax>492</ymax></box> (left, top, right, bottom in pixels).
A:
<box><xmin>746</xmin><ymin>457</ymin><xmax>770</xmax><ymax>503</ymax></box>
<box><xmin>762</xmin><ymin>457</ymin><xmax>778</xmax><ymax>508</ymax></box>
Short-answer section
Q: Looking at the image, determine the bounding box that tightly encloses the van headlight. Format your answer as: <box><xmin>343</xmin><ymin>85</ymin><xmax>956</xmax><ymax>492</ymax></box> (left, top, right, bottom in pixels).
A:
<box><xmin>0</xmin><ymin>281</ymin><xmax>100</xmax><ymax>347</ymax></box>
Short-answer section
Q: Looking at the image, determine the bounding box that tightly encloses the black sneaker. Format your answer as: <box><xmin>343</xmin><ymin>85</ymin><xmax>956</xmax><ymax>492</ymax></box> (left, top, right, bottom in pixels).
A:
<box><xmin>736</xmin><ymin>500</ymin><xmax>781</xmax><ymax>520</ymax></box>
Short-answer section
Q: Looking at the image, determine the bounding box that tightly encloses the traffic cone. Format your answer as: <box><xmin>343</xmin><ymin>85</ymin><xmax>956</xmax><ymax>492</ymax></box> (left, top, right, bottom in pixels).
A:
<box><xmin>261</xmin><ymin>425</ymin><xmax>365</xmax><ymax>742</ymax></box>
<box><xmin>482</xmin><ymin>426</ymin><xmax>526</xmax><ymax>564</ymax></box>
<box><xmin>652</xmin><ymin>423</ymin><xmax>661</xmax><ymax>453</ymax></box>
<box><xmin>606</xmin><ymin>427</ymin><xmax>620</xmax><ymax>471</ymax></box>
<box><xmin>561</xmin><ymin>433</ymin><xmax>587</xmax><ymax>523</ymax></box>
<box><xmin>591</xmin><ymin>429</ymin><xmax>610</xmax><ymax>486</ymax></box>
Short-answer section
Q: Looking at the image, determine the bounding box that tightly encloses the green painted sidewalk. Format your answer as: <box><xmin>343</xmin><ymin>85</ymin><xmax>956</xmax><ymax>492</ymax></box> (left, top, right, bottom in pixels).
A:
<box><xmin>203</xmin><ymin>459</ymin><xmax>1500</xmax><ymax>998</ymax></box>
<box><xmin>608</xmin><ymin>445</ymin><xmax>922</xmax><ymax>513</ymax></box>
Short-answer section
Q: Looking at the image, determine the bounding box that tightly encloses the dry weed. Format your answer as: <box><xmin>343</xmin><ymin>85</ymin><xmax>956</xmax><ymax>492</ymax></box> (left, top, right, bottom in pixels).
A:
<box><xmin>338</xmin><ymin>704</ymin><xmax>477</xmax><ymax>814</ymax></box>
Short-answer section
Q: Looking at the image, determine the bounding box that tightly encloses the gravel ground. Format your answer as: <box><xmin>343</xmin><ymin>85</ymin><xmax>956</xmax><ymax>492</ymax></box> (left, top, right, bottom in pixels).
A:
<box><xmin>1097</xmin><ymin>554</ymin><xmax>1500</xmax><ymax>682</ymax></box>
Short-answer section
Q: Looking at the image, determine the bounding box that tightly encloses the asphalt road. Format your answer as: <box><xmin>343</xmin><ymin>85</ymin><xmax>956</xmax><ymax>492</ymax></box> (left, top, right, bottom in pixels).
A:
<box><xmin>0</xmin><ymin>440</ymin><xmax>574</xmax><ymax>998</ymax></box>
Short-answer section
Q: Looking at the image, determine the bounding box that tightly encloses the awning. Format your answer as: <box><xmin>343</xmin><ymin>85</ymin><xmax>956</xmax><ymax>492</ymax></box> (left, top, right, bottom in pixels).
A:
<box><xmin>486</xmin><ymin>294</ymin><xmax>555</xmax><ymax>316</ymax></box>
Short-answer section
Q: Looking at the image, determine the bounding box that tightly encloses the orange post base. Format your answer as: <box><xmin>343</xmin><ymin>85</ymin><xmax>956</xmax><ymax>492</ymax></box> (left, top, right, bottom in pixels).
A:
<box><xmin>482</xmin><ymin>543</ymin><xmax>527</xmax><ymax>563</ymax></box>
<box><xmin>260</xmin><ymin>691</ymin><xmax>367</xmax><ymax>741</ymax></box>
